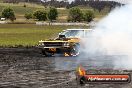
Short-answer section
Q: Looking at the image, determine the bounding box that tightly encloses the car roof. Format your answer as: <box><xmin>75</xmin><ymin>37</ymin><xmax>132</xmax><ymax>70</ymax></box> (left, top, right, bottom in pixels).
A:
<box><xmin>66</xmin><ymin>29</ymin><xmax>92</xmax><ymax>31</ymax></box>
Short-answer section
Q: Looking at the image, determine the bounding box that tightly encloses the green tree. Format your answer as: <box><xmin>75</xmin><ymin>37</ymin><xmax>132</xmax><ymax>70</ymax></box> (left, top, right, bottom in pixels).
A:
<box><xmin>68</xmin><ymin>7</ymin><xmax>83</xmax><ymax>22</ymax></box>
<box><xmin>48</xmin><ymin>7</ymin><xmax>58</xmax><ymax>22</ymax></box>
<box><xmin>2</xmin><ymin>7</ymin><xmax>16</xmax><ymax>21</ymax></box>
<box><xmin>24</xmin><ymin>13</ymin><xmax>32</xmax><ymax>20</ymax></box>
<box><xmin>33</xmin><ymin>10</ymin><xmax>47</xmax><ymax>21</ymax></box>
<box><xmin>83</xmin><ymin>10</ymin><xmax>95</xmax><ymax>22</ymax></box>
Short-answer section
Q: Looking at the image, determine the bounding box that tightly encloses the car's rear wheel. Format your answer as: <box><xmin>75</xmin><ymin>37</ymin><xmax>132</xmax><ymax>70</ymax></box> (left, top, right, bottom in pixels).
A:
<box><xmin>70</xmin><ymin>44</ymin><xmax>80</xmax><ymax>57</ymax></box>
<box><xmin>41</xmin><ymin>49</ymin><xmax>53</xmax><ymax>57</ymax></box>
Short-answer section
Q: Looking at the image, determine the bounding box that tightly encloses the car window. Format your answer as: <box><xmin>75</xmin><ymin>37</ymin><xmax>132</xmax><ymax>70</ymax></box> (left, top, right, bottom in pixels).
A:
<box><xmin>60</xmin><ymin>30</ymin><xmax>84</xmax><ymax>38</ymax></box>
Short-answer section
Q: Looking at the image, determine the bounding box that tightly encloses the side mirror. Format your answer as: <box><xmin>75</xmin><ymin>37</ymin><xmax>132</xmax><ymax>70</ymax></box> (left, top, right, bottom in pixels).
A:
<box><xmin>59</xmin><ymin>35</ymin><xmax>66</xmax><ymax>39</ymax></box>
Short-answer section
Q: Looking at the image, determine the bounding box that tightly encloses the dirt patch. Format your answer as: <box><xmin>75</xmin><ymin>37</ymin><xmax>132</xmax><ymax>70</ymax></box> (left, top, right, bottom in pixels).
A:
<box><xmin>0</xmin><ymin>48</ymin><xmax>131</xmax><ymax>88</ymax></box>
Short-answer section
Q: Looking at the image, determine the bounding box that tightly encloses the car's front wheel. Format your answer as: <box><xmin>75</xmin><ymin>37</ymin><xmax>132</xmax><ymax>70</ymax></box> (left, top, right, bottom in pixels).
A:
<box><xmin>70</xmin><ymin>44</ymin><xmax>80</xmax><ymax>56</ymax></box>
<box><xmin>41</xmin><ymin>49</ymin><xmax>53</xmax><ymax>57</ymax></box>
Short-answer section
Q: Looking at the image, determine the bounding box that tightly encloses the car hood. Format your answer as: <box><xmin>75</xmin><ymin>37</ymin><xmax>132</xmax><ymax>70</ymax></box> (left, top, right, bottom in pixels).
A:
<box><xmin>39</xmin><ymin>38</ymin><xmax>80</xmax><ymax>43</ymax></box>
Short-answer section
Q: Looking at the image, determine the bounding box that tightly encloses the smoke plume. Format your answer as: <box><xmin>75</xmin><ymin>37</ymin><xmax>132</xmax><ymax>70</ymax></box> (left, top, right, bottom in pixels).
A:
<box><xmin>83</xmin><ymin>4</ymin><xmax>132</xmax><ymax>70</ymax></box>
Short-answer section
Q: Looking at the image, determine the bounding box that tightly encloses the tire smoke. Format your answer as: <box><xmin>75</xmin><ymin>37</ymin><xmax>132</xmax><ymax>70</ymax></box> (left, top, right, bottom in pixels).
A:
<box><xmin>83</xmin><ymin>4</ymin><xmax>132</xmax><ymax>70</ymax></box>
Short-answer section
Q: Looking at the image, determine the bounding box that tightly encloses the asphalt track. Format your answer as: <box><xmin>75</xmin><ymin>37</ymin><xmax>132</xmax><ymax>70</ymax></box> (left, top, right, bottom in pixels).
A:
<box><xmin>0</xmin><ymin>47</ymin><xmax>132</xmax><ymax>88</ymax></box>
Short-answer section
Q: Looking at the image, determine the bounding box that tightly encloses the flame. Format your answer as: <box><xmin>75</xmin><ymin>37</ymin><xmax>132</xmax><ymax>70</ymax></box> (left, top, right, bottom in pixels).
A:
<box><xmin>77</xmin><ymin>65</ymin><xmax>86</xmax><ymax>76</ymax></box>
<box><xmin>64</xmin><ymin>53</ymin><xmax>69</xmax><ymax>56</ymax></box>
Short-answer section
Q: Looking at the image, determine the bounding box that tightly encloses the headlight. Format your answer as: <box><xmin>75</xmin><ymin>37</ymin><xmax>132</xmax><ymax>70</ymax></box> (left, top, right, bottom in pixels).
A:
<box><xmin>63</xmin><ymin>42</ymin><xmax>70</xmax><ymax>46</ymax></box>
<box><xmin>39</xmin><ymin>43</ymin><xmax>45</xmax><ymax>46</ymax></box>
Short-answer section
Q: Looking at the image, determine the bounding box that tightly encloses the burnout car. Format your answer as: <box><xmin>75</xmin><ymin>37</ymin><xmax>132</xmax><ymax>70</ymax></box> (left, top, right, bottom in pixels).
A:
<box><xmin>38</xmin><ymin>29</ymin><xmax>92</xmax><ymax>56</ymax></box>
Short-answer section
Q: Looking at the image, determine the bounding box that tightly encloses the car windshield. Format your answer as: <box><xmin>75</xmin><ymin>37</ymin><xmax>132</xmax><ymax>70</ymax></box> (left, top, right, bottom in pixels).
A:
<box><xmin>60</xmin><ymin>30</ymin><xmax>84</xmax><ymax>38</ymax></box>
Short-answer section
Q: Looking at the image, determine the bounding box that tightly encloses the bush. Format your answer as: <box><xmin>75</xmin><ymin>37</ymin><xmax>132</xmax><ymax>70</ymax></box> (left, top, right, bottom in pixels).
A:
<box><xmin>23</xmin><ymin>4</ymin><xmax>26</xmax><ymax>8</ymax></box>
<box><xmin>83</xmin><ymin>10</ymin><xmax>95</xmax><ymax>22</ymax></box>
<box><xmin>24</xmin><ymin>13</ymin><xmax>32</xmax><ymax>20</ymax></box>
<box><xmin>9</xmin><ymin>16</ymin><xmax>16</xmax><ymax>22</ymax></box>
<box><xmin>2</xmin><ymin>7</ymin><xmax>16</xmax><ymax>21</ymax></box>
<box><xmin>68</xmin><ymin>7</ymin><xmax>83</xmax><ymax>22</ymax></box>
<box><xmin>48</xmin><ymin>7</ymin><xmax>58</xmax><ymax>22</ymax></box>
<box><xmin>33</xmin><ymin>10</ymin><xmax>47</xmax><ymax>21</ymax></box>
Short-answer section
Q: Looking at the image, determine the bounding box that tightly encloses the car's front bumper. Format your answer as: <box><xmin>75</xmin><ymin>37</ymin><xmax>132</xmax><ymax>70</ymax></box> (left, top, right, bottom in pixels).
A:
<box><xmin>38</xmin><ymin>46</ymin><xmax>71</xmax><ymax>54</ymax></box>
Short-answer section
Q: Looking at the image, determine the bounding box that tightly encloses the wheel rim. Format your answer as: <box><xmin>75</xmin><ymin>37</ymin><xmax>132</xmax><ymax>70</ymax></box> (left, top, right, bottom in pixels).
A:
<box><xmin>71</xmin><ymin>45</ymin><xmax>80</xmax><ymax>56</ymax></box>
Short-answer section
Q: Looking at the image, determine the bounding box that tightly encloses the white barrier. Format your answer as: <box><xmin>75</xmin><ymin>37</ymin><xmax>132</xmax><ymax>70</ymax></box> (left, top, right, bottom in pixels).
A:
<box><xmin>0</xmin><ymin>21</ymin><xmax>7</xmax><ymax>24</ymax></box>
<box><xmin>1</xmin><ymin>18</ymin><xmax>6</xmax><ymax>21</ymax></box>
<box><xmin>36</xmin><ymin>22</ymin><xmax>90</xmax><ymax>26</ymax></box>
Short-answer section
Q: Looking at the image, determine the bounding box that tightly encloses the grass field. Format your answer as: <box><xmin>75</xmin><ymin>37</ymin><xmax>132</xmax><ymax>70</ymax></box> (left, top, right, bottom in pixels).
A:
<box><xmin>0</xmin><ymin>3</ymin><xmax>109</xmax><ymax>22</ymax></box>
<box><xmin>0</xmin><ymin>2</ymin><xmax>108</xmax><ymax>47</ymax></box>
<box><xmin>0</xmin><ymin>24</ymin><xmax>88</xmax><ymax>47</ymax></box>
<box><xmin>0</xmin><ymin>3</ymin><xmax>44</xmax><ymax>20</ymax></box>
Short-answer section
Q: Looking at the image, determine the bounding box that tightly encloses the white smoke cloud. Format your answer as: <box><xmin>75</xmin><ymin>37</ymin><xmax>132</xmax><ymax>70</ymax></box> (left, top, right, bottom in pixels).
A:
<box><xmin>83</xmin><ymin>4</ymin><xmax>132</xmax><ymax>70</ymax></box>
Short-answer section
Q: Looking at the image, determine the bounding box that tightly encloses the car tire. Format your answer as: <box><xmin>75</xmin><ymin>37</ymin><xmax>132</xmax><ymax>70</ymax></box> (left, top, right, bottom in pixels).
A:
<box><xmin>70</xmin><ymin>44</ymin><xmax>80</xmax><ymax>57</ymax></box>
<box><xmin>41</xmin><ymin>49</ymin><xmax>52</xmax><ymax>57</ymax></box>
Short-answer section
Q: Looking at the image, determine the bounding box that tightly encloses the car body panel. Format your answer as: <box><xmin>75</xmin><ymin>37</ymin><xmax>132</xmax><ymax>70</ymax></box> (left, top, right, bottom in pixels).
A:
<box><xmin>38</xmin><ymin>29</ymin><xmax>92</xmax><ymax>56</ymax></box>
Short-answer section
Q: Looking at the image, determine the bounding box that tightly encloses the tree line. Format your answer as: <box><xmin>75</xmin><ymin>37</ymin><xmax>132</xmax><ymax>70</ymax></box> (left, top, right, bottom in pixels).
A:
<box><xmin>3</xmin><ymin>0</ymin><xmax>123</xmax><ymax>12</ymax></box>
<box><xmin>0</xmin><ymin>7</ymin><xmax>94</xmax><ymax>22</ymax></box>
<box><xmin>69</xmin><ymin>0</ymin><xmax>123</xmax><ymax>12</ymax></box>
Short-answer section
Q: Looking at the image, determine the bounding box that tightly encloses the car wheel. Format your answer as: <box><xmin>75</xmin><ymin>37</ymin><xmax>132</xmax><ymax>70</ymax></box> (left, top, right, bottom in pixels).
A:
<box><xmin>41</xmin><ymin>49</ymin><xmax>53</xmax><ymax>57</ymax></box>
<box><xmin>70</xmin><ymin>44</ymin><xmax>80</xmax><ymax>57</ymax></box>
